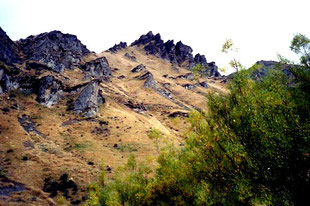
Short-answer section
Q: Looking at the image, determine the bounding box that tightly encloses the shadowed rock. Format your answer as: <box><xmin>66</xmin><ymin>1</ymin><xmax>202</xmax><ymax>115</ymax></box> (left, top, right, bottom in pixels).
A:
<box><xmin>81</xmin><ymin>57</ymin><xmax>111</xmax><ymax>78</ymax></box>
<box><xmin>131</xmin><ymin>31</ymin><xmax>221</xmax><ymax>77</ymax></box>
<box><xmin>0</xmin><ymin>64</ymin><xmax>20</xmax><ymax>94</ymax></box>
<box><xmin>0</xmin><ymin>27</ymin><xmax>21</xmax><ymax>64</ymax></box>
<box><xmin>182</xmin><ymin>83</ymin><xmax>195</xmax><ymax>90</ymax></box>
<box><xmin>176</xmin><ymin>73</ymin><xmax>195</xmax><ymax>80</ymax></box>
<box><xmin>136</xmin><ymin>71</ymin><xmax>157</xmax><ymax>88</ymax></box>
<box><xmin>18</xmin><ymin>30</ymin><xmax>90</xmax><ymax>73</ymax></box>
<box><xmin>108</xmin><ymin>42</ymin><xmax>127</xmax><ymax>53</ymax></box>
<box><xmin>124</xmin><ymin>53</ymin><xmax>136</xmax><ymax>61</ymax></box>
<box><xmin>131</xmin><ymin>64</ymin><xmax>146</xmax><ymax>73</ymax></box>
<box><xmin>72</xmin><ymin>80</ymin><xmax>105</xmax><ymax>117</ymax></box>
<box><xmin>37</xmin><ymin>75</ymin><xmax>63</xmax><ymax>107</ymax></box>
<box><xmin>197</xmin><ymin>81</ymin><xmax>208</xmax><ymax>88</ymax></box>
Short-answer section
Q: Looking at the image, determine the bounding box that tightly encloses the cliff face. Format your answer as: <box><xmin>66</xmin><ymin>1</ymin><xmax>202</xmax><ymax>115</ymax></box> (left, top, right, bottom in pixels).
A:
<box><xmin>0</xmin><ymin>27</ymin><xmax>21</xmax><ymax>64</ymax></box>
<box><xmin>18</xmin><ymin>30</ymin><xmax>90</xmax><ymax>73</ymax></box>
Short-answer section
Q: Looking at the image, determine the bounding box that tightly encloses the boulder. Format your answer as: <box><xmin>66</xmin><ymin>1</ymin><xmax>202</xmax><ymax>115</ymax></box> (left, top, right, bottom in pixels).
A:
<box><xmin>81</xmin><ymin>57</ymin><xmax>111</xmax><ymax>78</ymax></box>
<box><xmin>197</xmin><ymin>81</ymin><xmax>208</xmax><ymax>88</ymax></box>
<box><xmin>0</xmin><ymin>63</ymin><xmax>20</xmax><ymax>94</ymax></box>
<box><xmin>18</xmin><ymin>30</ymin><xmax>90</xmax><ymax>73</ymax></box>
<box><xmin>176</xmin><ymin>73</ymin><xmax>195</xmax><ymax>80</ymax></box>
<box><xmin>124</xmin><ymin>53</ymin><xmax>136</xmax><ymax>61</ymax></box>
<box><xmin>37</xmin><ymin>75</ymin><xmax>63</xmax><ymax>107</ymax></box>
<box><xmin>0</xmin><ymin>27</ymin><xmax>21</xmax><ymax>64</ymax></box>
<box><xmin>182</xmin><ymin>84</ymin><xmax>195</xmax><ymax>90</ymax></box>
<box><xmin>131</xmin><ymin>64</ymin><xmax>146</xmax><ymax>73</ymax></box>
<box><xmin>108</xmin><ymin>42</ymin><xmax>127</xmax><ymax>53</ymax></box>
<box><xmin>72</xmin><ymin>80</ymin><xmax>105</xmax><ymax>117</ymax></box>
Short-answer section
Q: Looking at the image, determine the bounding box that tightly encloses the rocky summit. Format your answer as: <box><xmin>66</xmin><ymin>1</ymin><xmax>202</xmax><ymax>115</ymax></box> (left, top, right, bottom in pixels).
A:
<box><xmin>18</xmin><ymin>30</ymin><xmax>90</xmax><ymax>72</ymax></box>
<box><xmin>131</xmin><ymin>31</ymin><xmax>221</xmax><ymax>77</ymax></box>
<box><xmin>0</xmin><ymin>27</ymin><xmax>21</xmax><ymax>64</ymax></box>
<box><xmin>0</xmin><ymin>27</ymin><xmax>229</xmax><ymax>205</ymax></box>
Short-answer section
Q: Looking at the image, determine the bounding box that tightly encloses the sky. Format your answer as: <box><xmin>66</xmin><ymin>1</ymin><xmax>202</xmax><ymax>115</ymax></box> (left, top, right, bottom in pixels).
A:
<box><xmin>1</xmin><ymin>0</ymin><xmax>309</xmax><ymax>74</ymax></box>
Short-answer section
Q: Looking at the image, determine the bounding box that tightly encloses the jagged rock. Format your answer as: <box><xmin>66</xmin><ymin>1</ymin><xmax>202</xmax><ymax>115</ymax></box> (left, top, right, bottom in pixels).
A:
<box><xmin>176</xmin><ymin>73</ymin><xmax>195</xmax><ymax>80</ymax></box>
<box><xmin>81</xmin><ymin>57</ymin><xmax>111</xmax><ymax>78</ymax></box>
<box><xmin>157</xmin><ymin>88</ymin><xmax>173</xmax><ymax>99</ymax></box>
<box><xmin>131</xmin><ymin>31</ymin><xmax>156</xmax><ymax>46</ymax></box>
<box><xmin>18</xmin><ymin>114</ymin><xmax>46</xmax><ymax>138</ymax></box>
<box><xmin>131</xmin><ymin>31</ymin><xmax>221</xmax><ymax>77</ymax></box>
<box><xmin>197</xmin><ymin>81</ymin><xmax>208</xmax><ymax>88</ymax></box>
<box><xmin>72</xmin><ymin>80</ymin><xmax>105</xmax><ymax>117</ymax></box>
<box><xmin>124</xmin><ymin>53</ymin><xmax>136</xmax><ymax>61</ymax></box>
<box><xmin>136</xmin><ymin>71</ymin><xmax>153</xmax><ymax>80</ymax></box>
<box><xmin>252</xmin><ymin>60</ymin><xmax>294</xmax><ymax>79</ymax></box>
<box><xmin>37</xmin><ymin>75</ymin><xmax>63</xmax><ymax>107</ymax></box>
<box><xmin>108</xmin><ymin>42</ymin><xmax>127</xmax><ymax>53</ymax></box>
<box><xmin>144</xmin><ymin>74</ymin><xmax>157</xmax><ymax>89</ymax></box>
<box><xmin>131</xmin><ymin>64</ymin><xmax>146</xmax><ymax>73</ymax></box>
<box><xmin>0</xmin><ymin>64</ymin><xmax>20</xmax><ymax>94</ymax></box>
<box><xmin>18</xmin><ymin>30</ymin><xmax>90</xmax><ymax>73</ymax></box>
<box><xmin>0</xmin><ymin>27</ymin><xmax>21</xmax><ymax>64</ymax></box>
<box><xmin>175</xmin><ymin>41</ymin><xmax>194</xmax><ymax>65</ymax></box>
<box><xmin>136</xmin><ymin>71</ymin><xmax>157</xmax><ymax>88</ymax></box>
<box><xmin>169</xmin><ymin>111</ymin><xmax>189</xmax><ymax>118</ymax></box>
<box><xmin>124</xmin><ymin>100</ymin><xmax>147</xmax><ymax>113</ymax></box>
<box><xmin>182</xmin><ymin>84</ymin><xmax>195</xmax><ymax>90</ymax></box>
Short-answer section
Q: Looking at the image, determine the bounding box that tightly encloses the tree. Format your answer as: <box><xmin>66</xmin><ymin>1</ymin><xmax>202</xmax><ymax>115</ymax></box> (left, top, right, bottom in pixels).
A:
<box><xmin>90</xmin><ymin>34</ymin><xmax>310</xmax><ymax>206</ymax></box>
<box><xmin>222</xmin><ymin>39</ymin><xmax>244</xmax><ymax>72</ymax></box>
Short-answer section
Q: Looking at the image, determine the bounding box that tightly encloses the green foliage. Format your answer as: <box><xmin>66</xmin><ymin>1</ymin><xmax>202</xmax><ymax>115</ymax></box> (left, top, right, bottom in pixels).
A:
<box><xmin>89</xmin><ymin>35</ymin><xmax>310</xmax><ymax>206</ymax></box>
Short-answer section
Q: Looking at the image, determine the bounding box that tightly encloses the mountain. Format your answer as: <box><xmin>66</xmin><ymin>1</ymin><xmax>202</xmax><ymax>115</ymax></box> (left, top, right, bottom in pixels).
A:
<box><xmin>0</xmin><ymin>28</ymin><xmax>227</xmax><ymax>205</ymax></box>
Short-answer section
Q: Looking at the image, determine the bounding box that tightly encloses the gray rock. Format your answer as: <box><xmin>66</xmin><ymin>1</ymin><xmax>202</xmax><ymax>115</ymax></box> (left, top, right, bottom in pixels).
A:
<box><xmin>124</xmin><ymin>53</ymin><xmax>136</xmax><ymax>61</ymax></box>
<box><xmin>131</xmin><ymin>31</ymin><xmax>221</xmax><ymax>77</ymax></box>
<box><xmin>197</xmin><ymin>81</ymin><xmax>208</xmax><ymax>88</ymax></box>
<box><xmin>37</xmin><ymin>75</ymin><xmax>63</xmax><ymax>107</ymax></box>
<box><xmin>0</xmin><ymin>64</ymin><xmax>20</xmax><ymax>94</ymax></box>
<box><xmin>176</xmin><ymin>73</ymin><xmax>195</xmax><ymax>80</ymax></box>
<box><xmin>0</xmin><ymin>27</ymin><xmax>21</xmax><ymax>64</ymax></box>
<box><xmin>18</xmin><ymin>30</ymin><xmax>90</xmax><ymax>73</ymax></box>
<box><xmin>81</xmin><ymin>57</ymin><xmax>111</xmax><ymax>78</ymax></box>
<box><xmin>182</xmin><ymin>84</ymin><xmax>195</xmax><ymax>90</ymax></box>
<box><xmin>131</xmin><ymin>64</ymin><xmax>146</xmax><ymax>73</ymax></box>
<box><xmin>72</xmin><ymin>80</ymin><xmax>105</xmax><ymax>117</ymax></box>
<box><xmin>108</xmin><ymin>42</ymin><xmax>127</xmax><ymax>53</ymax></box>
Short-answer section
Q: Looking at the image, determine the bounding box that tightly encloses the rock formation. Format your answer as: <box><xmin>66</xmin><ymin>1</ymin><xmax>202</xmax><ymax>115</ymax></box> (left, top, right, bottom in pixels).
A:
<box><xmin>72</xmin><ymin>80</ymin><xmax>105</xmax><ymax>117</ymax></box>
<box><xmin>131</xmin><ymin>64</ymin><xmax>146</xmax><ymax>73</ymax></box>
<box><xmin>18</xmin><ymin>30</ymin><xmax>90</xmax><ymax>73</ymax></box>
<box><xmin>81</xmin><ymin>57</ymin><xmax>112</xmax><ymax>78</ymax></box>
<box><xmin>124</xmin><ymin>53</ymin><xmax>136</xmax><ymax>61</ymax></box>
<box><xmin>131</xmin><ymin>31</ymin><xmax>221</xmax><ymax>77</ymax></box>
<box><xmin>0</xmin><ymin>27</ymin><xmax>21</xmax><ymax>64</ymax></box>
<box><xmin>108</xmin><ymin>42</ymin><xmax>127</xmax><ymax>53</ymax></box>
<box><xmin>37</xmin><ymin>75</ymin><xmax>63</xmax><ymax>107</ymax></box>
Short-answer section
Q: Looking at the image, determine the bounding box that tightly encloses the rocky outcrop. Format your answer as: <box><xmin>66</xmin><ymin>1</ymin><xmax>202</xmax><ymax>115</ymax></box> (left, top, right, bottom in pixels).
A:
<box><xmin>124</xmin><ymin>53</ymin><xmax>136</xmax><ymax>61</ymax></box>
<box><xmin>182</xmin><ymin>84</ymin><xmax>195</xmax><ymax>90</ymax></box>
<box><xmin>131</xmin><ymin>31</ymin><xmax>221</xmax><ymax>77</ymax></box>
<box><xmin>0</xmin><ymin>64</ymin><xmax>20</xmax><ymax>94</ymax></box>
<box><xmin>18</xmin><ymin>30</ymin><xmax>90</xmax><ymax>73</ymax></box>
<box><xmin>0</xmin><ymin>27</ymin><xmax>21</xmax><ymax>64</ymax></box>
<box><xmin>197</xmin><ymin>81</ymin><xmax>208</xmax><ymax>88</ymax></box>
<box><xmin>108</xmin><ymin>42</ymin><xmax>127</xmax><ymax>53</ymax></box>
<box><xmin>72</xmin><ymin>80</ymin><xmax>105</xmax><ymax>117</ymax></box>
<box><xmin>81</xmin><ymin>57</ymin><xmax>111</xmax><ymax>79</ymax></box>
<box><xmin>131</xmin><ymin>64</ymin><xmax>146</xmax><ymax>73</ymax></box>
<box><xmin>136</xmin><ymin>71</ymin><xmax>157</xmax><ymax>89</ymax></box>
<box><xmin>176</xmin><ymin>73</ymin><xmax>195</xmax><ymax>80</ymax></box>
<box><xmin>37</xmin><ymin>75</ymin><xmax>63</xmax><ymax>107</ymax></box>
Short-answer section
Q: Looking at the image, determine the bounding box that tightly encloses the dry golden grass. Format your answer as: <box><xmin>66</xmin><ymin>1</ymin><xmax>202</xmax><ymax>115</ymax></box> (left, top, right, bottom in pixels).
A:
<box><xmin>0</xmin><ymin>46</ymin><xmax>227</xmax><ymax>205</ymax></box>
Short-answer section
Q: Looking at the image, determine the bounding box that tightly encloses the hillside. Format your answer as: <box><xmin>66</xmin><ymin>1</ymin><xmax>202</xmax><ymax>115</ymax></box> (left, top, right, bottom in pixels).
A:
<box><xmin>0</xmin><ymin>28</ymin><xmax>226</xmax><ymax>205</ymax></box>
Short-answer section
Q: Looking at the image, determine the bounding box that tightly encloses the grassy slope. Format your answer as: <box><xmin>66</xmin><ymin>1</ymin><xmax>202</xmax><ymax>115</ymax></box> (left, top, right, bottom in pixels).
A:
<box><xmin>0</xmin><ymin>46</ymin><xmax>226</xmax><ymax>205</ymax></box>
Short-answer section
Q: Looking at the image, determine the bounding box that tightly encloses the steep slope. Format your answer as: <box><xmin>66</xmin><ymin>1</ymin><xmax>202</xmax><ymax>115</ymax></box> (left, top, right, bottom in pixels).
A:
<box><xmin>0</xmin><ymin>29</ymin><xmax>226</xmax><ymax>205</ymax></box>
